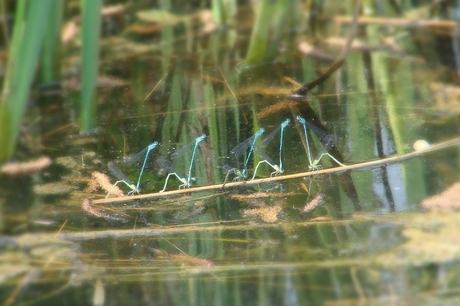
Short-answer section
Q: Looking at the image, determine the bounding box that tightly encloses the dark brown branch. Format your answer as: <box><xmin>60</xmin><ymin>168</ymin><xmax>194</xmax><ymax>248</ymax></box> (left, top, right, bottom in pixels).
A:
<box><xmin>293</xmin><ymin>0</ymin><xmax>361</xmax><ymax>96</ymax></box>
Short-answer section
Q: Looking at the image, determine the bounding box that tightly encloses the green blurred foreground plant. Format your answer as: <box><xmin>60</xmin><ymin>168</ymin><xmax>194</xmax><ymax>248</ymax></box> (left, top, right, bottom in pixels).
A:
<box><xmin>0</xmin><ymin>0</ymin><xmax>53</xmax><ymax>163</ymax></box>
<box><xmin>80</xmin><ymin>0</ymin><xmax>102</xmax><ymax>133</ymax></box>
<box><xmin>0</xmin><ymin>0</ymin><xmax>102</xmax><ymax>163</ymax></box>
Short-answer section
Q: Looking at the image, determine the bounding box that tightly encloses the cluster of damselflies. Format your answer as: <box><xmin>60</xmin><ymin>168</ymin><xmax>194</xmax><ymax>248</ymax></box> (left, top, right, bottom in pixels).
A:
<box><xmin>106</xmin><ymin>116</ymin><xmax>345</xmax><ymax>198</ymax></box>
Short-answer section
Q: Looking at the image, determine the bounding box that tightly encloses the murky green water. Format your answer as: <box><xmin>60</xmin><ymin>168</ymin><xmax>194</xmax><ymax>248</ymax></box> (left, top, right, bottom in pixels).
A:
<box><xmin>1</xmin><ymin>1</ymin><xmax>460</xmax><ymax>305</ymax></box>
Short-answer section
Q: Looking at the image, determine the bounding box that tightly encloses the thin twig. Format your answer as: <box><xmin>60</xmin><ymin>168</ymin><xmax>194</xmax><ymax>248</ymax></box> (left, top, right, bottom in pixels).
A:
<box><xmin>90</xmin><ymin>136</ymin><xmax>460</xmax><ymax>205</ymax></box>
<box><xmin>142</xmin><ymin>68</ymin><xmax>171</xmax><ymax>102</ymax></box>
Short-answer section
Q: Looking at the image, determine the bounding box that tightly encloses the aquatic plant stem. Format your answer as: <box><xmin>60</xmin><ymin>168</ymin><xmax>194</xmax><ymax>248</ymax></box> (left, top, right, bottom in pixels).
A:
<box><xmin>245</xmin><ymin>0</ymin><xmax>293</xmax><ymax>65</ymax></box>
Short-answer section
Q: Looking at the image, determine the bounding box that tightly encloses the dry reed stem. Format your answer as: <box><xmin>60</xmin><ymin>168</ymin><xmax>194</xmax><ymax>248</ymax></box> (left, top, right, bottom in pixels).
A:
<box><xmin>82</xmin><ymin>199</ymin><xmax>128</xmax><ymax>222</ymax></box>
<box><xmin>421</xmin><ymin>182</ymin><xmax>460</xmax><ymax>209</ymax></box>
<box><xmin>1</xmin><ymin>156</ymin><xmax>52</xmax><ymax>176</ymax></box>
<box><xmin>242</xmin><ymin>205</ymin><xmax>282</xmax><ymax>223</ymax></box>
<box><xmin>297</xmin><ymin>42</ymin><xmax>336</xmax><ymax>60</ymax></box>
<box><xmin>90</xmin><ymin>171</ymin><xmax>124</xmax><ymax>197</ymax></box>
<box><xmin>91</xmin><ymin>136</ymin><xmax>460</xmax><ymax>205</ymax></box>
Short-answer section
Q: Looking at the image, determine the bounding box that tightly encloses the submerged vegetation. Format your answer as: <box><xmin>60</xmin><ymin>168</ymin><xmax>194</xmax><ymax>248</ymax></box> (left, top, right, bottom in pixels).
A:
<box><xmin>0</xmin><ymin>0</ymin><xmax>460</xmax><ymax>305</ymax></box>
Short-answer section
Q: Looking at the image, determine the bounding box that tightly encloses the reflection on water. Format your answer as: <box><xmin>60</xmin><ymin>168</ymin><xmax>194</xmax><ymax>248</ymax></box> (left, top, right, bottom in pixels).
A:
<box><xmin>1</xmin><ymin>1</ymin><xmax>460</xmax><ymax>305</ymax></box>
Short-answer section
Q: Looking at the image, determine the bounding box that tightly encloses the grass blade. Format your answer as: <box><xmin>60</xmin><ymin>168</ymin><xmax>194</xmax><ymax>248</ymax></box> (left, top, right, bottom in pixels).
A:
<box><xmin>0</xmin><ymin>0</ymin><xmax>53</xmax><ymax>162</ymax></box>
<box><xmin>80</xmin><ymin>0</ymin><xmax>102</xmax><ymax>132</ymax></box>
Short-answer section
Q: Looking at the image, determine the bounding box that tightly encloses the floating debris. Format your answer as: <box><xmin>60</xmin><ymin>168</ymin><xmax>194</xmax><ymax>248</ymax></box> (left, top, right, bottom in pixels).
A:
<box><xmin>377</xmin><ymin>210</ymin><xmax>460</xmax><ymax>266</ymax></box>
<box><xmin>413</xmin><ymin>139</ymin><xmax>430</xmax><ymax>151</ymax></box>
<box><xmin>90</xmin><ymin>171</ymin><xmax>124</xmax><ymax>198</ymax></box>
<box><xmin>421</xmin><ymin>182</ymin><xmax>460</xmax><ymax>209</ymax></box>
<box><xmin>1</xmin><ymin>156</ymin><xmax>52</xmax><ymax>176</ymax></box>
<box><xmin>198</xmin><ymin>10</ymin><xmax>216</xmax><ymax>34</ymax></box>
<box><xmin>242</xmin><ymin>205</ymin><xmax>281</xmax><ymax>223</ymax></box>
<box><xmin>34</xmin><ymin>182</ymin><xmax>75</xmax><ymax>196</ymax></box>
<box><xmin>429</xmin><ymin>82</ymin><xmax>460</xmax><ymax>115</ymax></box>
<box><xmin>93</xmin><ymin>279</ymin><xmax>105</xmax><ymax>306</ymax></box>
<box><xmin>82</xmin><ymin>199</ymin><xmax>128</xmax><ymax>222</ymax></box>
<box><xmin>301</xmin><ymin>193</ymin><xmax>325</xmax><ymax>214</ymax></box>
<box><xmin>174</xmin><ymin>201</ymin><xmax>207</xmax><ymax>219</ymax></box>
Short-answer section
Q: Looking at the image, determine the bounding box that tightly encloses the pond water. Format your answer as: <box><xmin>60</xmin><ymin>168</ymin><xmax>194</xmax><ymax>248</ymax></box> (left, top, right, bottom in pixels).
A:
<box><xmin>1</xmin><ymin>1</ymin><xmax>460</xmax><ymax>305</ymax></box>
